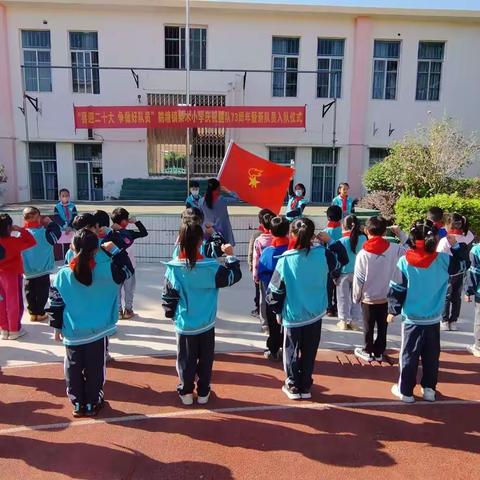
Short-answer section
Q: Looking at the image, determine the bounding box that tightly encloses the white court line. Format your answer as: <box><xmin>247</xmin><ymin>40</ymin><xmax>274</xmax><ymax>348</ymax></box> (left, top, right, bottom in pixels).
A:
<box><xmin>1</xmin><ymin>398</ymin><xmax>479</xmax><ymax>436</ymax></box>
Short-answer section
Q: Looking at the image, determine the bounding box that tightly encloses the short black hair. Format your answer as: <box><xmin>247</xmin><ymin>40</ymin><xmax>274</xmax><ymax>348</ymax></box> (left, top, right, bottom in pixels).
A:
<box><xmin>93</xmin><ymin>210</ymin><xmax>110</xmax><ymax>228</ymax></box>
<box><xmin>270</xmin><ymin>216</ymin><xmax>290</xmax><ymax>238</ymax></box>
<box><xmin>326</xmin><ymin>205</ymin><xmax>342</xmax><ymax>222</ymax></box>
<box><xmin>427</xmin><ymin>207</ymin><xmax>444</xmax><ymax>223</ymax></box>
<box><xmin>181</xmin><ymin>207</ymin><xmax>204</xmax><ymax>226</ymax></box>
<box><xmin>111</xmin><ymin>207</ymin><xmax>129</xmax><ymax>225</ymax></box>
<box><xmin>72</xmin><ymin>213</ymin><xmax>96</xmax><ymax>231</ymax></box>
<box><xmin>0</xmin><ymin>213</ymin><xmax>13</xmax><ymax>237</ymax></box>
<box><xmin>189</xmin><ymin>180</ymin><xmax>200</xmax><ymax>188</ymax></box>
<box><xmin>59</xmin><ymin>188</ymin><xmax>70</xmax><ymax>196</ymax></box>
<box><xmin>365</xmin><ymin>216</ymin><xmax>387</xmax><ymax>236</ymax></box>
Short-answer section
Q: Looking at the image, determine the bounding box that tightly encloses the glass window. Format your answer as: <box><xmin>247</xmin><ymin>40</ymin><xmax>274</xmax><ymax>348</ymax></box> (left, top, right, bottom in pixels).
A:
<box><xmin>70</xmin><ymin>32</ymin><xmax>100</xmax><ymax>94</ymax></box>
<box><xmin>269</xmin><ymin>147</ymin><xmax>296</xmax><ymax>165</ymax></box>
<box><xmin>29</xmin><ymin>142</ymin><xmax>57</xmax><ymax>200</ymax></box>
<box><xmin>74</xmin><ymin>144</ymin><xmax>103</xmax><ymax>201</ymax></box>
<box><xmin>372</xmin><ymin>40</ymin><xmax>400</xmax><ymax>100</ymax></box>
<box><xmin>317</xmin><ymin>39</ymin><xmax>344</xmax><ymax>98</ymax></box>
<box><xmin>416</xmin><ymin>42</ymin><xmax>445</xmax><ymax>101</ymax></box>
<box><xmin>21</xmin><ymin>30</ymin><xmax>52</xmax><ymax>92</ymax></box>
<box><xmin>165</xmin><ymin>26</ymin><xmax>207</xmax><ymax>70</ymax></box>
<box><xmin>311</xmin><ymin>148</ymin><xmax>338</xmax><ymax>203</ymax></box>
<box><xmin>369</xmin><ymin>147</ymin><xmax>390</xmax><ymax>167</ymax></box>
<box><xmin>272</xmin><ymin>37</ymin><xmax>299</xmax><ymax>97</ymax></box>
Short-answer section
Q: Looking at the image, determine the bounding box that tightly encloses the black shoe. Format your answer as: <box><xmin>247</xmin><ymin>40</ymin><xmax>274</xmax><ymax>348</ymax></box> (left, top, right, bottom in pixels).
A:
<box><xmin>282</xmin><ymin>383</ymin><xmax>301</xmax><ymax>400</ymax></box>
<box><xmin>72</xmin><ymin>403</ymin><xmax>85</xmax><ymax>418</ymax></box>
<box><xmin>84</xmin><ymin>400</ymin><xmax>104</xmax><ymax>417</ymax></box>
<box><xmin>326</xmin><ymin>309</ymin><xmax>336</xmax><ymax>317</ymax></box>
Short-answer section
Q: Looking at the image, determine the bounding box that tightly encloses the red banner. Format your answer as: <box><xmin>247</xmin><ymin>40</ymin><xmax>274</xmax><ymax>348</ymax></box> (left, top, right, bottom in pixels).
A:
<box><xmin>74</xmin><ymin>105</ymin><xmax>306</xmax><ymax>129</ymax></box>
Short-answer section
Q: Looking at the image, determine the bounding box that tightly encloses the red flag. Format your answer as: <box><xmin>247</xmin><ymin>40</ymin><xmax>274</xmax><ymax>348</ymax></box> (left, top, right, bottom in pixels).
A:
<box><xmin>218</xmin><ymin>142</ymin><xmax>293</xmax><ymax>214</ymax></box>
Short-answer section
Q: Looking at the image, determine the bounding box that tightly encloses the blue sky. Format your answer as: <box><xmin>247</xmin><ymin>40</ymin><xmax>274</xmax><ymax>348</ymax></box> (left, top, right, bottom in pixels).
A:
<box><xmin>212</xmin><ymin>0</ymin><xmax>480</xmax><ymax>10</ymax></box>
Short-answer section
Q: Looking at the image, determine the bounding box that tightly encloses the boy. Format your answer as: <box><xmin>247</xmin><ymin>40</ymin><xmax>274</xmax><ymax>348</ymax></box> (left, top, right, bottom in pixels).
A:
<box><xmin>464</xmin><ymin>243</ymin><xmax>480</xmax><ymax>357</ymax></box>
<box><xmin>111</xmin><ymin>208</ymin><xmax>148</xmax><ymax>319</ymax></box>
<box><xmin>324</xmin><ymin>205</ymin><xmax>343</xmax><ymax>316</ymax></box>
<box><xmin>427</xmin><ymin>207</ymin><xmax>447</xmax><ymax>239</ymax></box>
<box><xmin>22</xmin><ymin>207</ymin><xmax>62</xmax><ymax>322</ymax></box>
<box><xmin>185</xmin><ymin>181</ymin><xmax>201</xmax><ymax>209</ymax></box>
<box><xmin>353</xmin><ymin>216</ymin><xmax>405</xmax><ymax>362</ymax></box>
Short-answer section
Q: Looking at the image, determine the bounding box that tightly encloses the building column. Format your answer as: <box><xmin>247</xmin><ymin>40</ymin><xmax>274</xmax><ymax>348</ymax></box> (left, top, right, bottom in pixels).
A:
<box><xmin>0</xmin><ymin>5</ymin><xmax>18</xmax><ymax>203</ymax></box>
<box><xmin>348</xmin><ymin>16</ymin><xmax>372</xmax><ymax>198</ymax></box>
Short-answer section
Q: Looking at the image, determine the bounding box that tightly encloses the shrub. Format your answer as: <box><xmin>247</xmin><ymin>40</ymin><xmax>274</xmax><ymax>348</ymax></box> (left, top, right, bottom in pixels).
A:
<box><xmin>358</xmin><ymin>191</ymin><xmax>398</xmax><ymax>222</ymax></box>
<box><xmin>394</xmin><ymin>193</ymin><xmax>480</xmax><ymax>236</ymax></box>
<box><xmin>363</xmin><ymin>161</ymin><xmax>397</xmax><ymax>193</ymax></box>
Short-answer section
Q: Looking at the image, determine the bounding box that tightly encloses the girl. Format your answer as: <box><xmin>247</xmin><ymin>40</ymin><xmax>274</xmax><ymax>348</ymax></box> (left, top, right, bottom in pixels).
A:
<box><xmin>286</xmin><ymin>180</ymin><xmax>307</xmax><ymax>221</ymax></box>
<box><xmin>332</xmin><ymin>182</ymin><xmax>355</xmax><ymax>217</ymax></box>
<box><xmin>200</xmin><ymin>178</ymin><xmax>239</xmax><ymax>246</ymax></box>
<box><xmin>336</xmin><ymin>215</ymin><xmax>366</xmax><ymax>331</ymax></box>
<box><xmin>388</xmin><ymin>220</ymin><xmax>469</xmax><ymax>403</ymax></box>
<box><xmin>267</xmin><ymin>217</ymin><xmax>348</xmax><ymax>400</ymax></box>
<box><xmin>162</xmin><ymin>222</ymin><xmax>242</xmax><ymax>406</ymax></box>
<box><xmin>0</xmin><ymin>214</ymin><xmax>36</xmax><ymax>340</ymax></box>
<box><xmin>48</xmin><ymin>229</ymin><xmax>134</xmax><ymax>417</ymax></box>
<box><xmin>54</xmin><ymin>188</ymin><xmax>78</xmax><ymax>260</ymax></box>
<box><xmin>436</xmin><ymin>213</ymin><xmax>474</xmax><ymax>331</ymax></box>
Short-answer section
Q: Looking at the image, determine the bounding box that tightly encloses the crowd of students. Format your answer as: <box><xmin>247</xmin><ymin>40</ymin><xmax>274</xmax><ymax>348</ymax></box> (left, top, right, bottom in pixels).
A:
<box><xmin>0</xmin><ymin>179</ymin><xmax>479</xmax><ymax>417</ymax></box>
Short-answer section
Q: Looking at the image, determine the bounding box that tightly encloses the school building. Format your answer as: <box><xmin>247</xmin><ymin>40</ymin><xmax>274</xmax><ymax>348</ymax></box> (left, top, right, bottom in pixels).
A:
<box><xmin>1</xmin><ymin>0</ymin><xmax>480</xmax><ymax>204</ymax></box>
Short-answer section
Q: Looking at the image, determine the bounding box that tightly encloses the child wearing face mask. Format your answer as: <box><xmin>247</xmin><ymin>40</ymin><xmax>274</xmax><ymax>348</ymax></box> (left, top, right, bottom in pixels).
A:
<box><xmin>186</xmin><ymin>181</ymin><xmax>201</xmax><ymax>209</ymax></box>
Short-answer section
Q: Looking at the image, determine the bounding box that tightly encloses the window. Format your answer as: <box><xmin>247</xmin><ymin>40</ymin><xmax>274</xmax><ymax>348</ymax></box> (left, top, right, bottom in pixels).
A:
<box><xmin>416</xmin><ymin>42</ymin><xmax>445</xmax><ymax>101</ymax></box>
<box><xmin>317</xmin><ymin>39</ymin><xmax>344</xmax><ymax>98</ymax></box>
<box><xmin>311</xmin><ymin>148</ymin><xmax>337</xmax><ymax>203</ymax></box>
<box><xmin>269</xmin><ymin>147</ymin><xmax>295</xmax><ymax>165</ymax></box>
<box><xmin>372</xmin><ymin>40</ymin><xmax>400</xmax><ymax>100</ymax></box>
<box><xmin>29</xmin><ymin>142</ymin><xmax>58</xmax><ymax>200</ymax></box>
<box><xmin>369</xmin><ymin>147</ymin><xmax>390</xmax><ymax>167</ymax></box>
<box><xmin>272</xmin><ymin>37</ymin><xmax>299</xmax><ymax>97</ymax></box>
<box><xmin>70</xmin><ymin>32</ymin><xmax>100</xmax><ymax>94</ymax></box>
<box><xmin>21</xmin><ymin>30</ymin><xmax>52</xmax><ymax>92</ymax></box>
<box><xmin>74</xmin><ymin>144</ymin><xmax>103</xmax><ymax>201</ymax></box>
<box><xmin>165</xmin><ymin>26</ymin><xmax>207</xmax><ymax>70</ymax></box>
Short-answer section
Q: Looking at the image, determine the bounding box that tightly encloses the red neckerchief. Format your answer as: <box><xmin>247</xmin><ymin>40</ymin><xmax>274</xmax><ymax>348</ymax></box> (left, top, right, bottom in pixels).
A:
<box><xmin>406</xmin><ymin>240</ymin><xmax>438</xmax><ymax>268</ymax></box>
<box><xmin>342</xmin><ymin>231</ymin><xmax>351</xmax><ymax>238</ymax></box>
<box><xmin>63</xmin><ymin>204</ymin><xmax>71</xmax><ymax>221</ymax></box>
<box><xmin>433</xmin><ymin>221</ymin><xmax>444</xmax><ymax>230</ymax></box>
<box><xmin>211</xmin><ymin>191</ymin><xmax>220</xmax><ymax>204</ymax></box>
<box><xmin>178</xmin><ymin>250</ymin><xmax>204</xmax><ymax>261</ymax></box>
<box><xmin>449</xmin><ymin>229</ymin><xmax>463</xmax><ymax>235</ymax></box>
<box><xmin>24</xmin><ymin>221</ymin><xmax>41</xmax><ymax>228</ymax></box>
<box><xmin>272</xmin><ymin>237</ymin><xmax>289</xmax><ymax>247</ymax></box>
<box><xmin>341</xmin><ymin>195</ymin><xmax>348</xmax><ymax>213</ymax></box>
<box><xmin>327</xmin><ymin>221</ymin><xmax>341</xmax><ymax>228</ymax></box>
<box><xmin>258</xmin><ymin>225</ymin><xmax>270</xmax><ymax>234</ymax></box>
<box><xmin>288</xmin><ymin>237</ymin><xmax>298</xmax><ymax>250</ymax></box>
<box><xmin>290</xmin><ymin>195</ymin><xmax>304</xmax><ymax>210</ymax></box>
<box><xmin>363</xmin><ymin>236</ymin><xmax>390</xmax><ymax>255</ymax></box>
<box><xmin>69</xmin><ymin>257</ymin><xmax>96</xmax><ymax>272</ymax></box>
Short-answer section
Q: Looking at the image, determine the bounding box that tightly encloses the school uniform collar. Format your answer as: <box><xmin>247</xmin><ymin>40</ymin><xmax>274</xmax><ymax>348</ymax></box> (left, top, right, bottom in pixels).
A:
<box><xmin>327</xmin><ymin>221</ymin><xmax>341</xmax><ymax>228</ymax></box>
<box><xmin>272</xmin><ymin>237</ymin><xmax>289</xmax><ymax>247</ymax></box>
<box><xmin>405</xmin><ymin>240</ymin><xmax>438</xmax><ymax>268</ymax></box>
<box><xmin>363</xmin><ymin>236</ymin><xmax>390</xmax><ymax>255</ymax></box>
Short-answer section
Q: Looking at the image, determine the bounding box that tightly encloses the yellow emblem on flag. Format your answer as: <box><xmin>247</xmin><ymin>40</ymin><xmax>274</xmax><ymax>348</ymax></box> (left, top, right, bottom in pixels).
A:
<box><xmin>248</xmin><ymin>168</ymin><xmax>263</xmax><ymax>189</ymax></box>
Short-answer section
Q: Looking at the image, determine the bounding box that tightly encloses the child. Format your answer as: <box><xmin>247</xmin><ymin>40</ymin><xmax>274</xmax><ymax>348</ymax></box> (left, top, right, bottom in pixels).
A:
<box><xmin>111</xmin><ymin>208</ymin><xmax>148</xmax><ymax>319</ymax></box>
<box><xmin>324</xmin><ymin>205</ymin><xmax>343</xmax><ymax>316</ymax></box>
<box><xmin>162</xmin><ymin>222</ymin><xmax>242</xmax><ymax>405</ymax></box>
<box><xmin>427</xmin><ymin>207</ymin><xmax>447</xmax><ymax>239</ymax></box>
<box><xmin>54</xmin><ymin>188</ymin><xmax>78</xmax><ymax>260</ymax></box>
<box><xmin>258</xmin><ymin>215</ymin><xmax>290</xmax><ymax>360</ymax></box>
<box><xmin>48</xmin><ymin>229</ymin><xmax>134</xmax><ymax>417</ymax></box>
<box><xmin>352</xmin><ymin>216</ymin><xmax>405</xmax><ymax>362</ymax></box>
<box><xmin>437</xmin><ymin>213</ymin><xmax>474</xmax><ymax>331</ymax></box>
<box><xmin>185</xmin><ymin>180</ymin><xmax>201</xmax><ymax>209</ymax></box>
<box><xmin>388</xmin><ymin>220</ymin><xmax>469</xmax><ymax>403</ymax></box>
<box><xmin>22</xmin><ymin>207</ymin><xmax>62</xmax><ymax>322</ymax></box>
<box><xmin>336</xmin><ymin>215</ymin><xmax>366</xmax><ymax>331</ymax></box>
<box><xmin>286</xmin><ymin>180</ymin><xmax>307</xmax><ymax>221</ymax></box>
<box><xmin>247</xmin><ymin>227</ymin><xmax>262</xmax><ymax>318</ymax></box>
<box><xmin>332</xmin><ymin>182</ymin><xmax>355</xmax><ymax>217</ymax></box>
<box><xmin>267</xmin><ymin>218</ymin><xmax>348</xmax><ymax>400</ymax></box>
<box><xmin>64</xmin><ymin>214</ymin><xmax>97</xmax><ymax>264</ymax></box>
<box><xmin>465</xmin><ymin>243</ymin><xmax>480</xmax><ymax>357</ymax></box>
<box><xmin>0</xmin><ymin>214</ymin><xmax>36</xmax><ymax>340</ymax></box>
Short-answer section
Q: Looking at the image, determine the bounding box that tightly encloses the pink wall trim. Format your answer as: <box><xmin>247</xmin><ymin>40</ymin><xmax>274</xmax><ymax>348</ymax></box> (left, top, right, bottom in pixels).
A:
<box><xmin>0</xmin><ymin>4</ymin><xmax>18</xmax><ymax>203</ymax></box>
<box><xmin>347</xmin><ymin>16</ymin><xmax>372</xmax><ymax>198</ymax></box>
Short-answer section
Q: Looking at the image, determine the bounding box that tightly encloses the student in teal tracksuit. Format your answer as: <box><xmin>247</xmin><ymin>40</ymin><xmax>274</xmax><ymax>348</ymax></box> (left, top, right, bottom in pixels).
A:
<box><xmin>49</xmin><ymin>228</ymin><xmax>134</xmax><ymax>418</ymax></box>
<box><xmin>388</xmin><ymin>220</ymin><xmax>469</xmax><ymax>403</ymax></box>
<box><xmin>267</xmin><ymin>217</ymin><xmax>348</xmax><ymax>400</ymax></box>
<box><xmin>162</xmin><ymin>222</ymin><xmax>242</xmax><ymax>406</ymax></box>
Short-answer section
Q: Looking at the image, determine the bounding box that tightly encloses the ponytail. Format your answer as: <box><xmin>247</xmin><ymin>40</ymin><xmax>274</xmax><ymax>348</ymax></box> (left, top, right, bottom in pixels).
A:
<box><xmin>205</xmin><ymin>178</ymin><xmax>220</xmax><ymax>209</ymax></box>
<box><xmin>409</xmin><ymin>219</ymin><xmax>439</xmax><ymax>253</ymax></box>
<box><xmin>344</xmin><ymin>214</ymin><xmax>360</xmax><ymax>253</ymax></box>
<box><xmin>290</xmin><ymin>217</ymin><xmax>315</xmax><ymax>254</ymax></box>
<box><xmin>178</xmin><ymin>222</ymin><xmax>204</xmax><ymax>269</ymax></box>
<box><xmin>449</xmin><ymin>212</ymin><xmax>469</xmax><ymax>236</ymax></box>
<box><xmin>259</xmin><ymin>209</ymin><xmax>275</xmax><ymax>230</ymax></box>
<box><xmin>71</xmin><ymin>229</ymin><xmax>98</xmax><ymax>286</ymax></box>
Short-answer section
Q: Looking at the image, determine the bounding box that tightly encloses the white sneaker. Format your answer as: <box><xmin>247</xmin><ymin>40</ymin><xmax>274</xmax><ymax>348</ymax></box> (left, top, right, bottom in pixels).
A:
<box><xmin>354</xmin><ymin>347</ymin><xmax>373</xmax><ymax>362</ymax></box>
<box><xmin>466</xmin><ymin>345</ymin><xmax>480</xmax><ymax>358</ymax></box>
<box><xmin>440</xmin><ymin>322</ymin><xmax>450</xmax><ymax>331</ymax></box>
<box><xmin>8</xmin><ymin>329</ymin><xmax>27</xmax><ymax>340</ymax></box>
<box><xmin>179</xmin><ymin>393</ymin><xmax>194</xmax><ymax>406</ymax></box>
<box><xmin>337</xmin><ymin>320</ymin><xmax>348</xmax><ymax>330</ymax></box>
<box><xmin>300</xmin><ymin>391</ymin><xmax>312</xmax><ymax>400</ymax></box>
<box><xmin>391</xmin><ymin>384</ymin><xmax>415</xmax><ymax>403</ymax></box>
<box><xmin>1</xmin><ymin>329</ymin><xmax>9</xmax><ymax>340</ymax></box>
<box><xmin>449</xmin><ymin>323</ymin><xmax>458</xmax><ymax>331</ymax></box>
<box><xmin>422</xmin><ymin>387</ymin><xmax>436</xmax><ymax>402</ymax></box>
<box><xmin>197</xmin><ymin>392</ymin><xmax>211</xmax><ymax>405</ymax></box>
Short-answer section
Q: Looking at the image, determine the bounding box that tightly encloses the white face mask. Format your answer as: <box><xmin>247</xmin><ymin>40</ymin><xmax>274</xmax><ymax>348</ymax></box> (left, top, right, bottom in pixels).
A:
<box><xmin>295</xmin><ymin>190</ymin><xmax>303</xmax><ymax>197</ymax></box>
<box><xmin>191</xmin><ymin>189</ymin><xmax>200</xmax><ymax>197</ymax></box>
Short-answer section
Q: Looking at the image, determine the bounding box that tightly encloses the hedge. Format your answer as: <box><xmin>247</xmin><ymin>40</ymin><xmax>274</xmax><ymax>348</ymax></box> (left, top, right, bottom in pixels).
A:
<box><xmin>394</xmin><ymin>194</ymin><xmax>480</xmax><ymax>236</ymax></box>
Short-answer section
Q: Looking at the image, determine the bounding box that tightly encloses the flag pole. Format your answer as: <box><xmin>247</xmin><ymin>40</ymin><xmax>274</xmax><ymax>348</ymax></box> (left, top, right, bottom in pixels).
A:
<box><xmin>217</xmin><ymin>139</ymin><xmax>233</xmax><ymax>180</ymax></box>
<box><xmin>185</xmin><ymin>0</ymin><xmax>191</xmax><ymax>196</ymax></box>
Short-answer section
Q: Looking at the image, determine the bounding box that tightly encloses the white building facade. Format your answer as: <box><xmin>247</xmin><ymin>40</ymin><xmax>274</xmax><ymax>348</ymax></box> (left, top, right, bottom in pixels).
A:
<box><xmin>1</xmin><ymin>0</ymin><xmax>479</xmax><ymax>204</ymax></box>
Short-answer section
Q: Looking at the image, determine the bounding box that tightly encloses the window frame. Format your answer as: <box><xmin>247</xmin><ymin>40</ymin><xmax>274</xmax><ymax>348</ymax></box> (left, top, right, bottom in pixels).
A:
<box><xmin>368</xmin><ymin>147</ymin><xmax>390</xmax><ymax>168</ymax></box>
<box><xmin>271</xmin><ymin>36</ymin><xmax>300</xmax><ymax>98</ymax></box>
<box><xmin>164</xmin><ymin>25</ymin><xmax>208</xmax><ymax>70</ymax></box>
<box><xmin>28</xmin><ymin>142</ymin><xmax>58</xmax><ymax>201</ymax></box>
<box><xmin>21</xmin><ymin>30</ymin><xmax>52</xmax><ymax>92</ymax></box>
<box><xmin>69</xmin><ymin>31</ymin><xmax>100</xmax><ymax>94</ymax></box>
<box><xmin>415</xmin><ymin>41</ymin><xmax>445</xmax><ymax>102</ymax></box>
<box><xmin>371</xmin><ymin>39</ymin><xmax>401</xmax><ymax>101</ymax></box>
<box><xmin>316</xmin><ymin>38</ymin><xmax>345</xmax><ymax>99</ymax></box>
